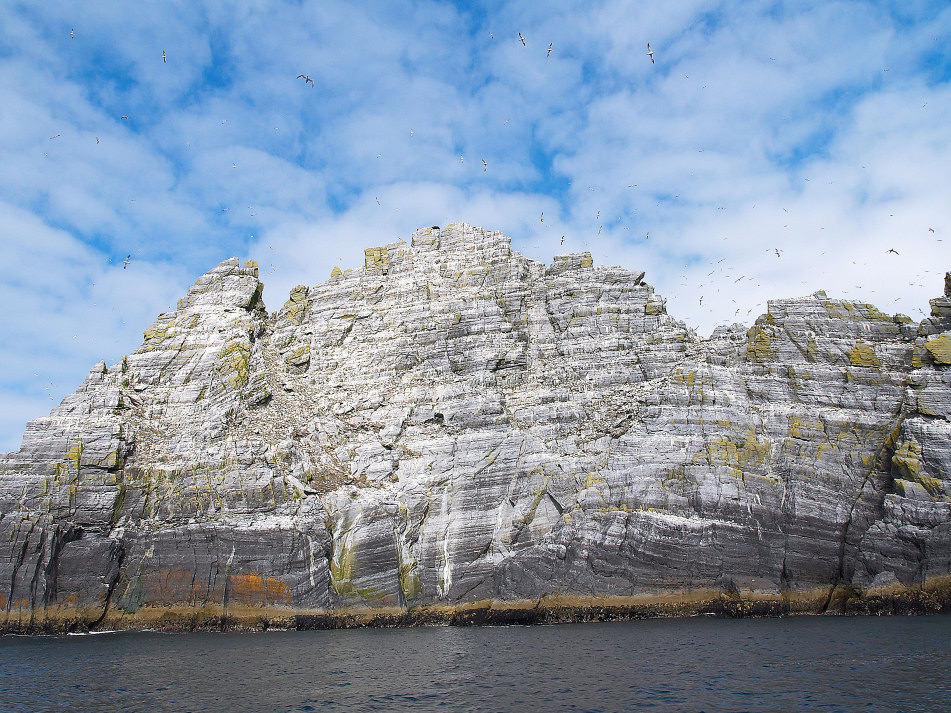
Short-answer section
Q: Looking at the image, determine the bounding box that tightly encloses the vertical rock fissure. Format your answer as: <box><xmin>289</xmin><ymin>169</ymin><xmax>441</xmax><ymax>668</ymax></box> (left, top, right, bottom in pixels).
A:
<box><xmin>90</xmin><ymin>541</ymin><xmax>126</xmax><ymax>630</ymax></box>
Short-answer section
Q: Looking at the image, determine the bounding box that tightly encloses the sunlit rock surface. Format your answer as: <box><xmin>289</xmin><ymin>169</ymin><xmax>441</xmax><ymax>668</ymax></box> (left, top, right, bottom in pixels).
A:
<box><xmin>1</xmin><ymin>223</ymin><xmax>949</xmax><ymax>628</ymax></box>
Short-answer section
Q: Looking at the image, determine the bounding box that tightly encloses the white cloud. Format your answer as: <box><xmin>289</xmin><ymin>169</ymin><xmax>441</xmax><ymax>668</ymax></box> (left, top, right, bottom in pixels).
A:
<box><xmin>1</xmin><ymin>0</ymin><xmax>949</xmax><ymax>450</ymax></box>
<box><xmin>0</xmin><ymin>203</ymin><xmax>189</xmax><ymax>450</ymax></box>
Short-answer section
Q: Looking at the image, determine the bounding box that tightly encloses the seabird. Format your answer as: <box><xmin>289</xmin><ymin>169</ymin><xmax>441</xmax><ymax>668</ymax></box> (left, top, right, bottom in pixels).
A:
<box><xmin>482</xmin><ymin>158</ymin><xmax>487</xmax><ymax>171</ymax></box>
<box><xmin>95</xmin><ymin>137</ymin><xmax>99</xmax><ymax>143</ymax></box>
<box><xmin>888</xmin><ymin>248</ymin><xmax>899</xmax><ymax>255</ymax></box>
<box><xmin>929</xmin><ymin>227</ymin><xmax>935</xmax><ymax>233</ymax></box>
<box><xmin>540</xmin><ymin>212</ymin><xmax>544</xmax><ymax>222</ymax></box>
<box><xmin>297</xmin><ymin>74</ymin><xmax>314</xmax><ymax>85</ymax></box>
<box><xmin>547</xmin><ymin>42</ymin><xmax>553</xmax><ymax>57</ymax></box>
<box><xmin>162</xmin><ymin>50</ymin><xmax>166</xmax><ymax>63</ymax></box>
<box><xmin>70</xmin><ymin>29</ymin><xmax>75</xmax><ymax>38</ymax></box>
<box><xmin>375</xmin><ymin>196</ymin><xmax>381</xmax><ymax>205</ymax></box>
<box><xmin>50</xmin><ymin>134</ymin><xmax>61</xmax><ymax>139</ymax></box>
<box><xmin>120</xmin><ymin>115</ymin><xmax>129</xmax><ymax>120</ymax></box>
<box><xmin>560</xmin><ymin>235</ymin><xmax>564</xmax><ymax>245</ymax></box>
<box><xmin>122</xmin><ymin>255</ymin><xmax>131</xmax><ymax>269</ymax></box>
<box><xmin>519</xmin><ymin>32</ymin><xmax>526</xmax><ymax>46</ymax></box>
<box><xmin>774</xmin><ymin>248</ymin><xmax>782</xmax><ymax>257</ymax></box>
<box><xmin>647</xmin><ymin>43</ymin><xmax>654</xmax><ymax>64</ymax></box>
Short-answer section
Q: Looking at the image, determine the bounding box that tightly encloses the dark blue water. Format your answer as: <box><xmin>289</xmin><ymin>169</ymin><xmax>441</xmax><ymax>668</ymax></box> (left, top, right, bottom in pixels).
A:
<box><xmin>2</xmin><ymin>616</ymin><xmax>950</xmax><ymax>712</ymax></box>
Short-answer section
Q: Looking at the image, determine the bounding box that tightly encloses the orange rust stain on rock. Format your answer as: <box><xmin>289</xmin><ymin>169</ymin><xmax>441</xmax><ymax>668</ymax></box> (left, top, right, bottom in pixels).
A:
<box><xmin>156</xmin><ymin>568</ymin><xmax>200</xmax><ymax>605</ymax></box>
<box><xmin>228</xmin><ymin>572</ymin><xmax>292</xmax><ymax>606</ymax></box>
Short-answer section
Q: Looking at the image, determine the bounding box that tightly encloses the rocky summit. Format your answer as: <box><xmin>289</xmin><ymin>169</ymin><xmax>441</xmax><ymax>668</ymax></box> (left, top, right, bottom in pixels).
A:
<box><xmin>2</xmin><ymin>223</ymin><xmax>950</xmax><ymax>632</ymax></box>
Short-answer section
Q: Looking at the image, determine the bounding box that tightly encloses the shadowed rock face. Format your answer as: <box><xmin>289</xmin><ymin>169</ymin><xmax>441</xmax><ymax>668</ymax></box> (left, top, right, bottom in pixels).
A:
<box><xmin>1</xmin><ymin>223</ymin><xmax>949</xmax><ymax>628</ymax></box>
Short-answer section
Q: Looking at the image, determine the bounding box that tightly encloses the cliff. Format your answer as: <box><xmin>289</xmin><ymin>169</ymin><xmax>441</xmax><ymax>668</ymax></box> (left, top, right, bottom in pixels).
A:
<box><xmin>2</xmin><ymin>223</ymin><xmax>950</xmax><ymax>632</ymax></box>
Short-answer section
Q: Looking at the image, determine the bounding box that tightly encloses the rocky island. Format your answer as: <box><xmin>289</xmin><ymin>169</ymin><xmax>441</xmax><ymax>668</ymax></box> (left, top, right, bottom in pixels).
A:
<box><xmin>2</xmin><ymin>223</ymin><xmax>949</xmax><ymax>632</ymax></box>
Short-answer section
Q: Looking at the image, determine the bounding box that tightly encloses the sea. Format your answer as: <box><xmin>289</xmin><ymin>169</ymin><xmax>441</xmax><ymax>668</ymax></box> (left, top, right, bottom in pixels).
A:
<box><xmin>2</xmin><ymin>615</ymin><xmax>949</xmax><ymax>712</ymax></box>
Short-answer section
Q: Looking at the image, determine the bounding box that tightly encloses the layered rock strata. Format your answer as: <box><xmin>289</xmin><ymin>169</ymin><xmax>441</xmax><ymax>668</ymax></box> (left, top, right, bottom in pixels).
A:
<box><xmin>1</xmin><ymin>223</ymin><xmax>949</xmax><ymax>631</ymax></box>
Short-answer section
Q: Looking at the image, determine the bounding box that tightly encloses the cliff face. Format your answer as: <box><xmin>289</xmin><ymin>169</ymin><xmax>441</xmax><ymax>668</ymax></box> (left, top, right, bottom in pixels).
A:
<box><xmin>2</xmin><ymin>223</ymin><xmax>950</xmax><ymax>629</ymax></box>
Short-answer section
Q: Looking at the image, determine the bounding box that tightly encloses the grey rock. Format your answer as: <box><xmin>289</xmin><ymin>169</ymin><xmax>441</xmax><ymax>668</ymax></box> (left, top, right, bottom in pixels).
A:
<box><xmin>1</xmin><ymin>224</ymin><xmax>949</xmax><ymax>627</ymax></box>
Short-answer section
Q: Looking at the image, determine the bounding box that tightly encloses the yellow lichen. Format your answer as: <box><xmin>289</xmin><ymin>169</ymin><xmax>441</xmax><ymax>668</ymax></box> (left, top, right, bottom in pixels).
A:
<box><xmin>746</xmin><ymin>325</ymin><xmax>774</xmax><ymax>362</ymax></box>
<box><xmin>892</xmin><ymin>441</ymin><xmax>922</xmax><ymax>480</ymax></box>
<box><xmin>216</xmin><ymin>341</ymin><xmax>251</xmax><ymax>388</ymax></box>
<box><xmin>924</xmin><ymin>334</ymin><xmax>951</xmax><ymax>365</ymax></box>
<box><xmin>364</xmin><ymin>246</ymin><xmax>389</xmax><ymax>271</ymax></box>
<box><xmin>849</xmin><ymin>340</ymin><xmax>881</xmax><ymax>368</ymax></box>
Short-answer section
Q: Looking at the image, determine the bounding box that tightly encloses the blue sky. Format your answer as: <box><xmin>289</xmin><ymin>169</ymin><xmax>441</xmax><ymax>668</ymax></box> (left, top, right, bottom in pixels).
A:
<box><xmin>1</xmin><ymin>0</ymin><xmax>949</xmax><ymax>452</ymax></box>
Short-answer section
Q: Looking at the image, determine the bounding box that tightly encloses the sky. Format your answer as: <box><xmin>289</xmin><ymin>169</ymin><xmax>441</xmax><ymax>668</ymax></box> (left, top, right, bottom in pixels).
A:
<box><xmin>1</xmin><ymin>0</ymin><xmax>949</xmax><ymax>452</ymax></box>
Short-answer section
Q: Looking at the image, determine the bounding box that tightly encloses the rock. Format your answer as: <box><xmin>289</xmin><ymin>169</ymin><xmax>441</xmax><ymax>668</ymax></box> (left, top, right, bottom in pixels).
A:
<box><xmin>1</xmin><ymin>223</ymin><xmax>949</xmax><ymax>630</ymax></box>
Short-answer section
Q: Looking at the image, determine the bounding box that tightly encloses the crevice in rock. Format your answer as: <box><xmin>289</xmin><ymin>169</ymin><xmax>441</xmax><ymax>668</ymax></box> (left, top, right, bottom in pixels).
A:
<box><xmin>90</xmin><ymin>540</ymin><xmax>126</xmax><ymax>630</ymax></box>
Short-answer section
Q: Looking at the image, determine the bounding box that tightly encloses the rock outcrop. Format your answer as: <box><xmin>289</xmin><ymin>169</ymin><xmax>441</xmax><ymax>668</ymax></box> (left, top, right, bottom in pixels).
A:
<box><xmin>2</xmin><ymin>223</ymin><xmax>949</xmax><ymax>631</ymax></box>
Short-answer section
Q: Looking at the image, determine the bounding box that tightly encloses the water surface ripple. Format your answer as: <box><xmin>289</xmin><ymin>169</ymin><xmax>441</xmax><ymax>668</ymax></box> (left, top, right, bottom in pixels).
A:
<box><xmin>2</xmin><ymin>616</ymin><xmax>949</xmax><ymax>712</ymax></box>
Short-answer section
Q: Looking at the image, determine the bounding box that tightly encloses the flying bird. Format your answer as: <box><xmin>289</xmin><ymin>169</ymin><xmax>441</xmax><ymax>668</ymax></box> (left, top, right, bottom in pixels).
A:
<box><xmin>70</xmin><ymin>29</ymin><xmax>75</xmax><ymax>38</ymax></box>
<box><xmin>647</xmin><ymin>43</ymin><xmax>654</xmax><ymax>64</ymax></box>
<box><xmin>929</xmin><ymin>227</ymin><xmax>935</xmax><ymax>233</ymax></box>
<box><xmin>120</xmin><ymin>115</ymin><xmax>129</xmax><ymax>120</ymax></box>
<box><xmin>122</xmin><ymin>255</ymin><xmax>131</xmax><ymax>269</ymax></box>
<box><xmin>482</xmin><ymin>158</ymin><xmax>487</xmax><ymax>171</ymax></box>
<box><xmin>540</xmin><ymin>212</ymin><xmax>544</xmax><ymax>222</ymax></box>
<box><xmin>518</xmin><ymin>32</ymin><xmax>526</xmax><ymax>46</ymax></box>
<box><xmin>560</xmin><ymin>235</ymin><xmax>564</xmax><ymax>245</ymax></box>
<box><xmin>888</xmin><ymin>249</ymin><xmax>899</xmax><ymax>255</ymax></box>
<box><xmin>49</xmin><ymin>134</ymin><xmax>61</xmax><ymax>139</ymax></box>
<box><xmin>297</xmin><ymin>74</ymin><xmax>314</xmax><ymax>86</ymax></box>
<box><xmin>774</xmin><ymin>248</ymin><xmax>782</xmax><ymax>257</ymax></box>
<box><xmin>547</xmin><ymin>42</ymin><xmax>553</xmax><ymax>57</ymax></box>
<box><xmin>162</xmin><ymin>50</ymin><xmax>166</xmax><ymax>63</ymax></box>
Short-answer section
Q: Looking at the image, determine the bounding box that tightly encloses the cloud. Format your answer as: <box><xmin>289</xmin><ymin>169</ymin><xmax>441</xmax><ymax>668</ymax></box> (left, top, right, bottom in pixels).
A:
<box><xmin>1</xmin><ymin>0</ymin><xmax>949</xmax><ymax>450</ymax></box>
<box><xmin>0</xmin><ymin>202</ymin><xmax>189</xmax><ymax>450</ymax></box>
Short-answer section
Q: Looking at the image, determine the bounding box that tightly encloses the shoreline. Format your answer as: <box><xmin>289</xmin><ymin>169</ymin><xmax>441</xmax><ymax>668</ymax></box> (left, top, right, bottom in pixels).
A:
<box><xmin>3</xmin><ymin>579</ymin><xmax>951</xmax><ymax>635</ymax></box>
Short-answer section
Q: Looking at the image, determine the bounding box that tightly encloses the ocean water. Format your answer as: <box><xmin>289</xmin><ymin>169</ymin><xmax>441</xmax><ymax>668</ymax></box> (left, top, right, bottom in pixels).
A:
<box><xmin>2</xmin><ymin>615</ymin><xmax>950</xmax><ymax>712</ymax></box>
